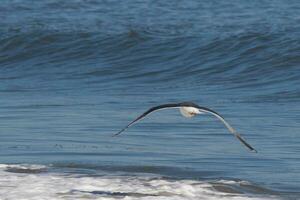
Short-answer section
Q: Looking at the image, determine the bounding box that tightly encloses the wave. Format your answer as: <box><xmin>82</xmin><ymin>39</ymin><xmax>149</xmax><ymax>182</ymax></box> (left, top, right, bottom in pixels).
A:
<box><xmin>1</xmin><ymin>30</ymin><xmax>299</xmax><ymax>70</ymax></box>
<box><xmin>0</xmin><ymin>29</ymin><xmax>300</xmax><ymax>101</ymax></box>
<box><xmin>0</xmin><ymin>164</ymin><xmax>282</xmax><ymax>200</ymax></box>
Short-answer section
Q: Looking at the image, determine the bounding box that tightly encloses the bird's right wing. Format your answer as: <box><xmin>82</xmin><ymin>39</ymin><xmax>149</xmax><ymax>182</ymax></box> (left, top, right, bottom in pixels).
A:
<box><xmin>113</xmin><ymin>103</ymin><xmax>181</xmax><ymax>136</ymax></box>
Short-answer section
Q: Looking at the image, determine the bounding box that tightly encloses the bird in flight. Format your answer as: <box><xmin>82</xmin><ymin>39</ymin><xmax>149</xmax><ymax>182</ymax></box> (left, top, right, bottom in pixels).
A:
<box><xmin>114</xmin><ymin>102</ymin><xmax>257</xmax><ymax>153</ymax></box>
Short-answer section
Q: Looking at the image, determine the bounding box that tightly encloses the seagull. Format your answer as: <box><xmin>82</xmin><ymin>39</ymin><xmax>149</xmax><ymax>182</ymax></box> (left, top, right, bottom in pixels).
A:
<box><xmin>114</xmin><ymin>102</ymin><xmax>257</xmax><ymax>153</ymax></box>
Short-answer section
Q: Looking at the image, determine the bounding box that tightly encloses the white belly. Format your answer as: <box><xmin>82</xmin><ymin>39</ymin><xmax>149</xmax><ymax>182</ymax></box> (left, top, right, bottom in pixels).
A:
<box><xmin>179</xmin><ymin>107</ymin><xmax>201</xmax><ymax>118</ymax></box>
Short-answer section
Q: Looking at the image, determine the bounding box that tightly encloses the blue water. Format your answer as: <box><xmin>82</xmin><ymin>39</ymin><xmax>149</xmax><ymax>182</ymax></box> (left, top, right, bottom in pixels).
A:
<box><xmin>0</xmin><ymin>0</ymin><xmax>300</xmax><ymax>199</ymax></box>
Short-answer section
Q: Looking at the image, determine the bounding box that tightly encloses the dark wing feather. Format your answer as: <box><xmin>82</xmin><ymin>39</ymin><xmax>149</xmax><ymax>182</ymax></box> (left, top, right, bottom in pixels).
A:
<box><xmin>113</xmin><ymin>103</ymin><xmax>181</xmax><ymax>136</ymax></box>
<box><xmin>235</xmin><ymin>134</ymin><xmax>257</xmax><ymax>152</ymax></box>
<box><xmin>194</xmin><ymin>104</ymin><xmax>257</xmax><ymax>153</ymax></box>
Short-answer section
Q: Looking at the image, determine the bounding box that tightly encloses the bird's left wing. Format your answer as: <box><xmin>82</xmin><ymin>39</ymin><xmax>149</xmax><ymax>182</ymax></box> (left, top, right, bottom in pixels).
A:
<box><xmin>113</xmin><ymin>103</ymin><xmax>181</xmax><ymax>136</ymax></box>
<box><xmin>195</xmin><ymin>105</ymin><xmax>257</xmax><ymax>153</ymax></box>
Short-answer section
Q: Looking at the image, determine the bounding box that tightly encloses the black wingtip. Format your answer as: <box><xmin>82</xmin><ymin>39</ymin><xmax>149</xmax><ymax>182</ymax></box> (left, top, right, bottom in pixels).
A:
<box><xmin>251</xmin><ymin>148</ymin><xmax>258</xmax><ymax>153</ymax></box>
<box><xmin>112</xmin><ymin>132</ymin><xmax>121</xmax><ymax>137</ymax></box>
<box><xmin>236</xmin><ymin>134</ymin><xmax>257</xmax><ymax>153</ymax></box>
<box><xmin>112</xmin><ymin>128</ymin><xmax>126</xmax><ymax>137</ymax></box>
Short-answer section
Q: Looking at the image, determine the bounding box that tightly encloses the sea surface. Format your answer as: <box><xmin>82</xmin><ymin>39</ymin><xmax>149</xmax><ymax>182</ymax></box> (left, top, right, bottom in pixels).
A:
<box><xmin>1</xmin><ymin>0</ymin><xmax>300</xmax><ymax>199</ymax></box>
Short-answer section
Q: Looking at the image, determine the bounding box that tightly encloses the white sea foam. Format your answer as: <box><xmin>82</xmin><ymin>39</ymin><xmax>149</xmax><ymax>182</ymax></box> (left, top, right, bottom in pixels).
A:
<box><xmin>0</xmin><ymin>164</ymin><xmax>279</xmax><ymax>200</ymax></box>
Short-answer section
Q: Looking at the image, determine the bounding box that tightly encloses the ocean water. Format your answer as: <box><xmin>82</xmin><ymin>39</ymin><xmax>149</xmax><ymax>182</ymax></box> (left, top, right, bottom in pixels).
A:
<box><xmin>1</xmin><ymin>0</ymin><xmax>300</xmax><ymax>199</ymax></box>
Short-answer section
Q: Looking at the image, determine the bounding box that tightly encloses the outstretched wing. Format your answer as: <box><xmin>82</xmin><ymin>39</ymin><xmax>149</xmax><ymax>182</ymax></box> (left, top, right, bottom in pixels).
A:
<box><xmin>194</xmin><ymin>104</ymin><xmax>257</xmax><ymax>153</ymax></box>
<box><xmin>113</xmin><ymin>103</ymin><xmax>181</xmax><ymax>136</ymax></box>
